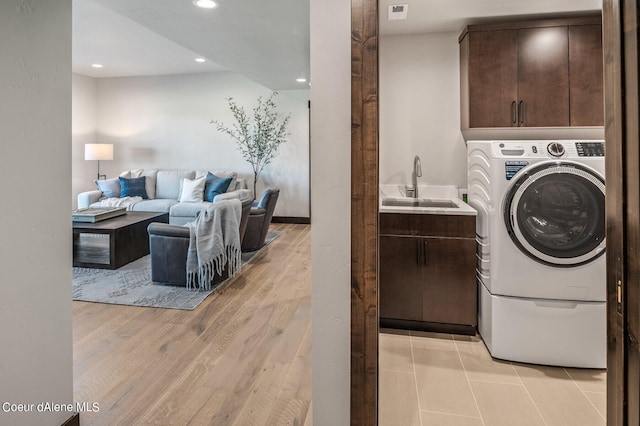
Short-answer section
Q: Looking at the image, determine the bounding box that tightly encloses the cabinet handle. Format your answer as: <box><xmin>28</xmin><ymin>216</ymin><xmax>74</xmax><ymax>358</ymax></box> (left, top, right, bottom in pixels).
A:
<box><xmin>423</xmin><ymin>240</ymin><xmax>429</xmax><ymax>265</ymax></box>
<box><xmin>518</xmin><ymin>101</ymin><xmax>525</xmax><ymax>126</ymax></box>
<box><xmin>511</xmin><ymin>101</ymin><xmax>517</xmax><ymax>125</ymax></box>
<box><xmin>416</xmin><ymin>240</ymin><xmax>422</xmax><ymax>265</ymax></box>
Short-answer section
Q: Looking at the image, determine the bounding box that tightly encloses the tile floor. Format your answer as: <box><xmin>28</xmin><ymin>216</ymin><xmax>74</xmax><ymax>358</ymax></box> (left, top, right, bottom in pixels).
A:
<box><xmin>379</xmin><ymin>329</ymin><xmax>606</xmax><ymax>426</ymax></box>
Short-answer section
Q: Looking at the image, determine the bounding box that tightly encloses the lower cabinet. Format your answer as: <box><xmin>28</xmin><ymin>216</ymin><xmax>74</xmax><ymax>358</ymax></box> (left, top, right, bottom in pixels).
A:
<box><xmin>379</xmin><ymin>213</ymin><xmax>477</xmax><ymax>334</ymax></box>
<box><xmin>379</xmin><ymin>235</ymin><xmax>424</xmax><ymax>322</ymax></box>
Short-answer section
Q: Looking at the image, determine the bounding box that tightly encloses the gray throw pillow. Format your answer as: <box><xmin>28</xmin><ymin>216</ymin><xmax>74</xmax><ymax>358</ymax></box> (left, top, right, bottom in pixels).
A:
<box><xmin>95</xmin><ymin>178</ymin><xmax>121</xmax><ymax>198</ymax></box>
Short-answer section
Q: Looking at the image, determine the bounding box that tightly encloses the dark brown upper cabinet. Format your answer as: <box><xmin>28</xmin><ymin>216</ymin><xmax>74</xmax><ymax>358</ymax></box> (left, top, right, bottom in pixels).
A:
<box><xmin>569</xmin><ymin>24</ymin><xmax>604</xmax><ymax>126</ymax></box>
<box><xmin>460</xmin><ymin>16</ymin><xmax>603</xmax><ymax>129</ymax></box>
<box><xmin>518</xmin><ymin>26</ymin><xmax>570</xmax><ymax>127</ymax></box>
<box><xmin>464</xmin><ymin>29</ymin><xmax>518</xmax><ymax>128</ymax></box>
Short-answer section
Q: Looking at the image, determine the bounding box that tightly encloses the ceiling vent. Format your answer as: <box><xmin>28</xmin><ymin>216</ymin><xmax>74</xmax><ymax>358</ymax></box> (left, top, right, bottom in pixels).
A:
<box><xmin>388</xmin><ymin>4</ymin><xmax>408</xmax><ymax>21</ymax></box>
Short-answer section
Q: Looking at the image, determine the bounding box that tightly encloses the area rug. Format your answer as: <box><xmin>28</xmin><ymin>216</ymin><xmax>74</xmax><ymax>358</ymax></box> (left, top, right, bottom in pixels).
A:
<box><xmin>72</xmin><ymin>231</ymin><xmax>281</xmax><ymax>310</ymax></box>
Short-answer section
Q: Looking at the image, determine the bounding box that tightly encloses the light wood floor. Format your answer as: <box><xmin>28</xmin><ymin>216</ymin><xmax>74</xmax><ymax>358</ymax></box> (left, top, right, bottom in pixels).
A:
<box><xmin>73</xmin><ymin>223</ymin><xmax>312</xmax><ymax>426</ymax></box>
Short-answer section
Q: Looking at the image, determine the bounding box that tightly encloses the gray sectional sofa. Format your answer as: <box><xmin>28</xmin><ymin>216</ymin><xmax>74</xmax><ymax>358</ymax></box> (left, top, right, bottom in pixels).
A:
<box><xmin>77</xmin><ymin>169</ymin><xmax>253</xmax><ymax>225</ymax></box>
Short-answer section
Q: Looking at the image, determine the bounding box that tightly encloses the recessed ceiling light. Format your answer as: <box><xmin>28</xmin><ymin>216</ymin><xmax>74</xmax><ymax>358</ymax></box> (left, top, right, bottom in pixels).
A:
<box><xmin>195</xmin><ymin>58</ymin><xmax>206</xmax><ymax>63</ymax></box>
<box><xmin>91</xmin><ymin>64</ymin><xmax>103</xmax><ymax>68</ymax></box>
<box><xmin>193</xmin><ymin>0</ymin><xmax>217</xmax><ymax>8</ymax></box>
<box><xmin>296</xmin><ymin>78</ymin><xmax>307</xmax><ymax>83</ymax></box>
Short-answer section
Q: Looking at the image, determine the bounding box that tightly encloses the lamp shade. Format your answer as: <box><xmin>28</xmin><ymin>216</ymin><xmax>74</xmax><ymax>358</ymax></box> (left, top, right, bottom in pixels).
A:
<box><xmin>85</xmin><ymin>144</ymin><xmax>113</xmax><ymax>161</ymax></box>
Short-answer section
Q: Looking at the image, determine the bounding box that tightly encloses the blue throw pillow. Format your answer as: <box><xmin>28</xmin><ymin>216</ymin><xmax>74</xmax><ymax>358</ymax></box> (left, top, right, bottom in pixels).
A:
<box><xmin>204</xmin><ymin>172</ymin><xmax>233</xmax><ymax>202</ymax></box>
<box><xmin>95</xmin><ymin>178</ymin><xmax>121</xmax><ymax>198</ymax></box>
<box><xmin>119</xmin><ymin>176</ymin><xmax>148</xmax><ymax>199</ymax></box>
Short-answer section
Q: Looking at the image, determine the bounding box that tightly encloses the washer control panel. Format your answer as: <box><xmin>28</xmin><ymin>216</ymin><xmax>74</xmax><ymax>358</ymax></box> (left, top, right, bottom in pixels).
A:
<box><xmin>576</xmin><ymin>142</ymin><xmax>605</xmax><ymax>157</ymax></box>
<box><xmin>489</xmin><ymin>140</ymin><xmax>605</xmax><ymax>182</ymax></box>
<box><xmin>492</xmin><ymin>140</ymin><xmax>604</xmax><ymax>159</ymax></box>
<box><xmin>547</xmin><ymin>142</ymin><xmax>565</xmax><ymax>157</ymax></box>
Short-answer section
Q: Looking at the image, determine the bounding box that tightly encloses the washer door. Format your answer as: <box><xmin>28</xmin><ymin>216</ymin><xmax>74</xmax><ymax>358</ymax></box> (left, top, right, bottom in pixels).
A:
<box><xmin>503</xmin><ymin>161</ymin><xmax>605</xmax><ymax>267</ymax></box>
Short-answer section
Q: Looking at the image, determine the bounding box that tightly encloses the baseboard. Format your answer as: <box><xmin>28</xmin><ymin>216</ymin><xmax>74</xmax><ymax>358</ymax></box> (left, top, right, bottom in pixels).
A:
<box><xmin>272</xmin><ymin>216</ymin><xmax>310</xmax><ymax>224</ymax></box>
<box><xmin>61</xmin><ymin>413</ymin><xmax>80</xmax><ymax>426</ymax></box>
<box><xmin>380</xmin><ymin>318</ymin><xmax>476</xmax><ymax>336</ymax></box>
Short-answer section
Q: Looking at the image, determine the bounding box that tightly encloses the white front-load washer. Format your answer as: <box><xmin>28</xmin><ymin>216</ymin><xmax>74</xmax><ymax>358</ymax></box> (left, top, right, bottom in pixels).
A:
<box><xmin>468</xmin><ymin>140</ymin><xmax>606</xmax><ymax>368</ymax></box>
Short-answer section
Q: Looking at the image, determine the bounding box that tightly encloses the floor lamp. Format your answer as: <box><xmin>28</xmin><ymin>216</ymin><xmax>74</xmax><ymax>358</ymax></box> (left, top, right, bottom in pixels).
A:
<box><xmin>85</xmin><ymin>143</ymin><xmax>113</xmax><ymax>180</ymax></box>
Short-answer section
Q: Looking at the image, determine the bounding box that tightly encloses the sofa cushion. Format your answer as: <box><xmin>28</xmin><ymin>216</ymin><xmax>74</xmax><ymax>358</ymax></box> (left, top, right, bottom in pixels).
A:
<box><xmin>95</xmin><ymin>178</ymin><xmax>120</xmax><ymax>198</ymax></box>
<box><xmin>169</xmin><ymin>201</ymin><xmax>212</xmax><ymax>218</ymax></box>
<box><xmin>179</xmin><ymin>176</ymin><xmax>206</xmax><ymax>203</ymax></box>
<box><xmin>204</xmin><ymin>172</ymin><xmax>233</xmax><ymax>202</ymax></box>
<box><xmin>235</xmin><ymin>178</ymin><xmax>247</xmax><ymax>190</ymax></box>
<box><xmin>130</xmin><ymin>199</ymin><xmax>178</xmax><ymax>213</ymax></box>
<box><xmin>156</xmin><ymin>170</ymin><xmax>195</xmax><ymax>200</ymax></box>
<box><xmin>119</xmin><ymin>176</ymin><xmax>148</xmax><ymax>198</ymax></box>
<box><xmin>119</xmin><ymin>169</ymin><xmax>144</xmax><ymax>179</ymax></box>
<box><xmin>142</xmin><ymin>169</ymin><xmax>158</xmax><ymax>200</ymax></box>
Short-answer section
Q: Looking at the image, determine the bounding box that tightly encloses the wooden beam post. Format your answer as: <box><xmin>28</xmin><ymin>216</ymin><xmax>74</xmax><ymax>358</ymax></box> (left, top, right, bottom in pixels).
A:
<box><xmin>351</xmin><ymin>0</ymin><xmax>379</xmax><ymax>424</ymax></box>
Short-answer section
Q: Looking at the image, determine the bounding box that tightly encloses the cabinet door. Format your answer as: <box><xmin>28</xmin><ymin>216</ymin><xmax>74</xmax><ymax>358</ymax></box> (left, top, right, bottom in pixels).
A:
<box><xmin>517</xmin><ymin>26</ymin><xmax>570</xmax><ymax>127</ymax></box>
<box><xmin>379</xmin><ymin>235</ymin><xmax>423</xmax><ymax>321</ymax></box>
<box><xmin>422</xmin><ymin>238</ymin><xmax>477</xmax><ymax>326</ymax></box>
<box><xmin>468</xmin><ymin>30</ymin><xmax>518</xmax><ymax>127</ymax></box>
<box><xmin>569</xmin><ymin>24</ymin><xmax>604</xmax><ymax>126</ymax></box>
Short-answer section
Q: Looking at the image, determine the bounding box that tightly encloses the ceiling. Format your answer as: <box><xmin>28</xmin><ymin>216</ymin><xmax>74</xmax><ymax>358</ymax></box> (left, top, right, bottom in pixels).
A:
<box><xmin>72</xmin><ymin>0</ymin><xmax>602</xmax><ymax>90</ymax></box>
<box><xmin>72</xmin><ymin>0</ymin><xmax>310</xmax><ymax>91</ymax></box>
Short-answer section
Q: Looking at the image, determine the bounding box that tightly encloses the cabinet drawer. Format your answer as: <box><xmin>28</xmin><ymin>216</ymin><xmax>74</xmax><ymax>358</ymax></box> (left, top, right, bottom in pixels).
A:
<box><xmin>379</xmin><ymin>213</ymin><xmax>475</xmax><ymax>238</ymax></box>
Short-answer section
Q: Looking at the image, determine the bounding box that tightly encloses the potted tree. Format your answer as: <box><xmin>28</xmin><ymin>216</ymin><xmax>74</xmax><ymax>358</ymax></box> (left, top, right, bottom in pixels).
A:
<box><xmin>212</xmin><ymin>93</ymin><xmax>290</xmax><ymax>199</ymax></box>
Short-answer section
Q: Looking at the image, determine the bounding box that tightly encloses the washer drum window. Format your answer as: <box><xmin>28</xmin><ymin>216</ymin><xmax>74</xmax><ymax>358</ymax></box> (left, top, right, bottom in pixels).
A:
<box><xmin>503</xmin><ymin>162</ymin><xmax>606</xmax><ymax>267</ymax></box>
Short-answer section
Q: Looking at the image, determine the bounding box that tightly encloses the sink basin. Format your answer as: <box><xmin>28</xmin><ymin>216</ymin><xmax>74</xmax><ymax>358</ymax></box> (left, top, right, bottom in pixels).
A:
<box><xmin>381</xmin><ymin>198</ymin><xmax>459</xmax><ymax>208</ymax></box>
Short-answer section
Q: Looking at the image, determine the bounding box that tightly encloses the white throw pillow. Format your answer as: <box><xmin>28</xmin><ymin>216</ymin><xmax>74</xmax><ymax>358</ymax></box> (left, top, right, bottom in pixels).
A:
<box><xmin>179</xmin><ymin>176</ymin><xmax>206</xmax><ymax>203</ymax></box>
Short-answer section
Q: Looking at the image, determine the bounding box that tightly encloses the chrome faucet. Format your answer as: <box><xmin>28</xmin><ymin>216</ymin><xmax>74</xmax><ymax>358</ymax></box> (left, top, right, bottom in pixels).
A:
<box><xmin>411</xmin><ymin>155</ymin><xmax>422</xmax><ymax>198</ymax></box>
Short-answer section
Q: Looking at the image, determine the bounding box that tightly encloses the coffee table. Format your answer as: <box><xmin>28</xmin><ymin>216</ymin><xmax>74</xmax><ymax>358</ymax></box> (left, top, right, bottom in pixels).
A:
<box><xmin>73</xmin><ymin>211</ymin><xmax>169</xmax><ymax>269</ymax></box>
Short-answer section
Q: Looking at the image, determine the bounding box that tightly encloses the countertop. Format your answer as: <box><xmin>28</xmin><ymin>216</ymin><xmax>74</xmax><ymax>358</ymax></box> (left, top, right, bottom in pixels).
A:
<box><xmin>379</xmin><ymin>185</ymin><xmax>477</xmax><ymax>216</ymax></box>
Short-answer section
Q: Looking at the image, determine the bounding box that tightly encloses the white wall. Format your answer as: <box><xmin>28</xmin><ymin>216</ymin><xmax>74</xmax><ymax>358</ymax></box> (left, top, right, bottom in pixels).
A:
<box><xmin>310</xmin><ymin>0</ymin><xmax>351</xmax><ymax>423</ymax></box>
<box><xmin>72</xmin><ymin>73</ymin><xmax>98</xmax><ymax>209</ymax></box>
<box><xmin>380</xmin><ymin>32</ymin><xmax>468</xmax><ymax>190</ymax></box>
<box><xmin>0</xmin><ymin>1</ymin><xmax>74</xmax><ymax>425</ymax></box>
<box><xmin>72</xmin><ymin>72</ymin><xmax>309</xmax><ymax>217</ymax></box>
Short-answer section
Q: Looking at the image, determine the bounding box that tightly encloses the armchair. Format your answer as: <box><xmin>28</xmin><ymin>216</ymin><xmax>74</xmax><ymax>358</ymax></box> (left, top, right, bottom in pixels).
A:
<box><xmin>147</xmin><ymin>197</ymin><xmax>253</xmax><ymax>285</ymax></box>
<box><xmin>241</xmin><ymin>187</ymin><xmax>280</xmax><ymax>252</ymax></box>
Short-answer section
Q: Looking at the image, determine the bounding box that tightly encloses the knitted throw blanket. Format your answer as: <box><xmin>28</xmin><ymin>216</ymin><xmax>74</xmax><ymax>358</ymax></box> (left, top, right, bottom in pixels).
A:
<box><xmin>185</xmin><ymin>199</ymin><xmax>242</xmax><ymax>291</ymax></box>
<box><xmin>98</xmin><ymin>196</ymin><xmax>142</xmax><ymax>210</ymax></box>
